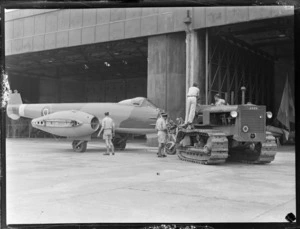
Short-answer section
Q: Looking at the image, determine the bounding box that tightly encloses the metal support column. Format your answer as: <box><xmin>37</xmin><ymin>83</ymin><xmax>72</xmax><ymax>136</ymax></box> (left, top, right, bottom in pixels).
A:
<box><xmin>184</xmin><ymin>10</ymin><xmax>192</xmax><ymax>95</ymax></box>
<box><xmin>205</xmin><ymin>29</ymin><xmax>209</xmax><ymax>105</ymax></box>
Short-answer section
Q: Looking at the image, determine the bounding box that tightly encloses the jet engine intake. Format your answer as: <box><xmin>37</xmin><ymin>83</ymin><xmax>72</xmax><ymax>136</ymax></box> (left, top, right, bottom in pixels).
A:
<box><xmin>31</xmin><ymin>110</ymin><xmax>100</xmax><ymax>137</ymax></box>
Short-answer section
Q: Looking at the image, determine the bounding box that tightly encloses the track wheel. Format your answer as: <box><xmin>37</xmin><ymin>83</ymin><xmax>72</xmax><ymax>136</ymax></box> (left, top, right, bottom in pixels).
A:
<box><xmin>72</xmin><ymin>140</ymin><xmax>88</xmax><ymax>153</ymax></box>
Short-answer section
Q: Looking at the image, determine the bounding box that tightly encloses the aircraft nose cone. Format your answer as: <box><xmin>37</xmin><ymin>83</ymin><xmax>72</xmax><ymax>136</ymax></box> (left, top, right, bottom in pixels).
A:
<box><xmin>31</xmin><ymin>117</ymin><xmax>45</xmax><ymax>128</ymax></box>
<box><xmin>31</xmin><ymin>118</ymin><xmax>37</xmax><ymax>126</ymax></box>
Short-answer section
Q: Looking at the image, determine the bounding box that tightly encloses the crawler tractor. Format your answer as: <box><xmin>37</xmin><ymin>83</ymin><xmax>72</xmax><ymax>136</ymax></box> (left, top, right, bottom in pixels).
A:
<box><xmin>166</xmin><ymin>89</ymin><xmax>277</xmax><ymax>165</ymax></box>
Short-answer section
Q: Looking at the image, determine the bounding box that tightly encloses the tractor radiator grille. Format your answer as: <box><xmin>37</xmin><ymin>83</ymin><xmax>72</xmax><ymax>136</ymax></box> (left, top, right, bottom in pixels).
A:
<box><xmin>240</xmin><ymin>109</ymin><xmax>265</xmax><ymax>133</ymax></box>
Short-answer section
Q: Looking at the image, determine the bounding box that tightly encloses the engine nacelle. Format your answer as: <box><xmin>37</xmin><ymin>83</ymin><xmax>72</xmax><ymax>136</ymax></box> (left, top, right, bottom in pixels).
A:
<box><xmin>31</xmin><ymin>110</ymin><xmax>100</xmax><ymax>137</ymax></box>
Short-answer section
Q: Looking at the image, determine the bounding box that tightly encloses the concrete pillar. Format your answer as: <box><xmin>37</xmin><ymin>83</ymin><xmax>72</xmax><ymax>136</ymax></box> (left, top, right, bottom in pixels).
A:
<box><xmin>147</xmin><ymin>29</ymin><xmax>207</xmax><ymax>118</ymax></box>
<box><xmin>147</xmin><ymin>32</ymin><xmax>186</xmax><ymax>121</ymax></box>
<box><xmin>186</xmin><ymin>29</ymin><xmax>207</xmax><ymax>104</ymax></box>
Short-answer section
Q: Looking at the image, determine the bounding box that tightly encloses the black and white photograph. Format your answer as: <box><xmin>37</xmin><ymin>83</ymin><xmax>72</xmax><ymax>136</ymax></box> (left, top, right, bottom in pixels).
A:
<box><xmin>2</xmin><ymin>3</ymin><xmax>296</xmax><ymax>226</ymax></box>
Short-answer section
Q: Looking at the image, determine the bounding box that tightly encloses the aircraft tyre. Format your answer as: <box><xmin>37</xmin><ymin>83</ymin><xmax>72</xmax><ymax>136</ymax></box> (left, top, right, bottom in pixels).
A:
<box><xmin>112</xmin><ymin>134</ymin><xmax>127</xmax><ymax>150</ymax></box>
<box><xmin>72</xmin><ymin>140</ymin><xmax>88</xmax><ymax>153</ymax></box>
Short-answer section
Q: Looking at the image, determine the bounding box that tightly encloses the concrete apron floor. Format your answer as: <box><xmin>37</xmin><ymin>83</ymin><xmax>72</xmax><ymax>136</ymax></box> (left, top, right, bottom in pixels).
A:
<box><xmin>6</xmin><ymin>138</ymin><xmax>295</xmax><ymax>224</ymax></box>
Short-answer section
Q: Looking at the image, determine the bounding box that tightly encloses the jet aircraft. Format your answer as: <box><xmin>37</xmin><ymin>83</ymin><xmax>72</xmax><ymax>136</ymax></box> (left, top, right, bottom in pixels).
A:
<box><xmin>7</xmin><ymin>91</ymin><xmax>160</xmax><ymax>152</ymax></box>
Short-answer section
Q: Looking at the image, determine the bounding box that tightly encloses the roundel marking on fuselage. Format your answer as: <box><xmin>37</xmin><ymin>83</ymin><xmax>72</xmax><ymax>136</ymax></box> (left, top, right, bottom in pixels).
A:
<box><xmin>41</xmin><ymin>107</ymin><xmax>50</xmax><ymax>116</ymax></box>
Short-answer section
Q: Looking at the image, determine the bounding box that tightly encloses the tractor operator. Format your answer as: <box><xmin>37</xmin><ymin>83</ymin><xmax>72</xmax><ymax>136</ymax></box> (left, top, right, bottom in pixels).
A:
<box><xmin>98</xmin><ymin>112</ymin><xmax>115</xmax><ymax>156</ymax></box>
<box><xmin>214</xmin><ymin>94</ymin><xmax>226</xmax><ymax>106</ymax></box>
<box><xmin>185</xmin><ymin>83</ymin><xmax>200</xmax><ymax>125</ymax></box>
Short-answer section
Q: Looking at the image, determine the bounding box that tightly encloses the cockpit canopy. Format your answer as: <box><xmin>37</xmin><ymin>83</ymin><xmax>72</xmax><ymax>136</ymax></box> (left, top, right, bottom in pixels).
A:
<box><xmin>119</xmin><ymin>97</ymin><xmax>157</xmax><ymax>108</ymax></box>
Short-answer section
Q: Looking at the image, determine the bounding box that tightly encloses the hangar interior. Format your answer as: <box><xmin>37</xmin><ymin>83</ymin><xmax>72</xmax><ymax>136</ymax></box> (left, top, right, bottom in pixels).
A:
<box><xmin>210</xmin><ymin>15</ymin><xmax>294</xmax><ymax>113</ymax></box>
<box><xmin>5</xmin><ymin>9</ymin><xmax>294</xmax><ymax>138</ymax></box>
<box><xmin>6</xmin><ymin>38</ymin><xmax>148</xmax><ymax>103</ymax></box>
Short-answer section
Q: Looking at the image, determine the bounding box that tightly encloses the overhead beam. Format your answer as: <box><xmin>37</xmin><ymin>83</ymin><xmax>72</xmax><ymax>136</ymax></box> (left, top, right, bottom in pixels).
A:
<box><xmin>252</xmin><ymin>39</ymin><xmax>292</xmax><ymax>47</ymax></box>
<box><xmin>220</xmin><ymin>34</ymin><xmax>274</xmax><ymax>61</ymax></box>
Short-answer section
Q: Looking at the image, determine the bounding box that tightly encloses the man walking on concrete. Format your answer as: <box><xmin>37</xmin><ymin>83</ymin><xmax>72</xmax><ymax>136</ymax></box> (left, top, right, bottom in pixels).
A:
<box><xmin>155</xmin><ymin>112</ymin><xmax>168</xmax><ymax>158</ymax></box>
<box><xmin>98</xmin><ymin>112</ymin><xmax>115</xmax><ymax>155</ymax></box>
<box><xmin>185</xmin><ymin>83</ymin><xmax>200</xmax><ymax>125</ymax></box>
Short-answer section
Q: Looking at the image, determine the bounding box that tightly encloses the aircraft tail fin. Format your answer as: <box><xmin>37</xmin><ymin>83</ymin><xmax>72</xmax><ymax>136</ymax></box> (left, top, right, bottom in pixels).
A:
<box><xmin>7</xmin><ymin>90</ymin><xmax>23</xmax><ymax>120</ymax></box>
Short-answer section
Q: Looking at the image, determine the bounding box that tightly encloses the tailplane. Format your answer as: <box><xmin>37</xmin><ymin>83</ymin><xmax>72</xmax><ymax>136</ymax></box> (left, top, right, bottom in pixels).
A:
<box><xmin>7</xmin><ymin>90</ymin><xmax>23</xmax><ymax>120</ymax></box>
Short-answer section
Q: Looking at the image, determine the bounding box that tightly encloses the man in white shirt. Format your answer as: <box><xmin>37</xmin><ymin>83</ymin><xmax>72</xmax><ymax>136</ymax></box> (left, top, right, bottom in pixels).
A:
<box><xmin>155</xmin><ymin>112</ymin><xmax>168</xmax><ymax>157</ymax></box>
<box><xmin>214</xmin><ymin>94</ymin><xmax>226</xmax><ymax>106</ymax></box>
<box><xmin>98</xmin><ymin>112</ymin><xmax>115</xmax><ymax>155</ymax></box>
<box><xmin>185</xmin><ymin>83</ymin><xmax>200</xmax><ymax>124</ymax></box>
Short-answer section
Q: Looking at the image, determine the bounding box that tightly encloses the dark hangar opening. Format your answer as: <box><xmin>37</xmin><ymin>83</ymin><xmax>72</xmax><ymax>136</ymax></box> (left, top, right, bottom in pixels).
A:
<box><xmin>6</xmin><ymin>37</ymin><xmax>148</xmax><ymax>104</ymax></box>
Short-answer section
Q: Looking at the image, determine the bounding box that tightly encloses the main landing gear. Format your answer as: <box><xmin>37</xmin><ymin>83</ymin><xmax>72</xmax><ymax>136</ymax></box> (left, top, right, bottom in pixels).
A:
<box><xmin>72</xmin><ymin>134</ymin><xmax>128</xmax><ymax>153</ymax></box>
<box><xmin>112</xmin><ymin>133</ymin><xmax>128</xmax><ymax>150</ymax></box>
<box><xmin>72</xmin><ymin>140</ymin><xmax>88</xmax><ymax>153</ymax></box>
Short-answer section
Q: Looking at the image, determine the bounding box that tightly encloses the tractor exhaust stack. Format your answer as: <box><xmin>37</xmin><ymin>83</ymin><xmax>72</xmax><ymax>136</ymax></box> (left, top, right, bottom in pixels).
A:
<box><xmin>241</xmin><ymin>86</ymin><xmax>246</xmax><ymax>105</ymax></box>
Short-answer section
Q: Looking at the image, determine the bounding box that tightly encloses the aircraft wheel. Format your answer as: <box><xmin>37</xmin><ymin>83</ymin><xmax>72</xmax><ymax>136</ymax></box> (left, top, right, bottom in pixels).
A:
<box><xmin>72</xmin><ymin>140</ymin><xmax>87</xmax><ymax>153</ymax></box>
<box><xmin>112</xmin><ymin>136</ymin><xmax>127</xmax><ymax>150</ymax></box>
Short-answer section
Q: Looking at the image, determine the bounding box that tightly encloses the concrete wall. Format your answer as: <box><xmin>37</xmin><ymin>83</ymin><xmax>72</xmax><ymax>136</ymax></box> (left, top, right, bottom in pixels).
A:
<box><xmin>5</xmin><ymin>8</ymin><xmax>188</xmax><ymax>55</ymax></box>
<box><xmin>5</xmin><ymin>6</ymin><xmax>293</xmax><ymax>56</ymax></box>
<box><xmin>148</xmin><ymin>32</ymin><xmax>186</xmax><ymax>120</ymax></box>
<box><xmin>192</xmin><ymin>6</ymin><xmax>293</xmax><ymax>28</ymax></box>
